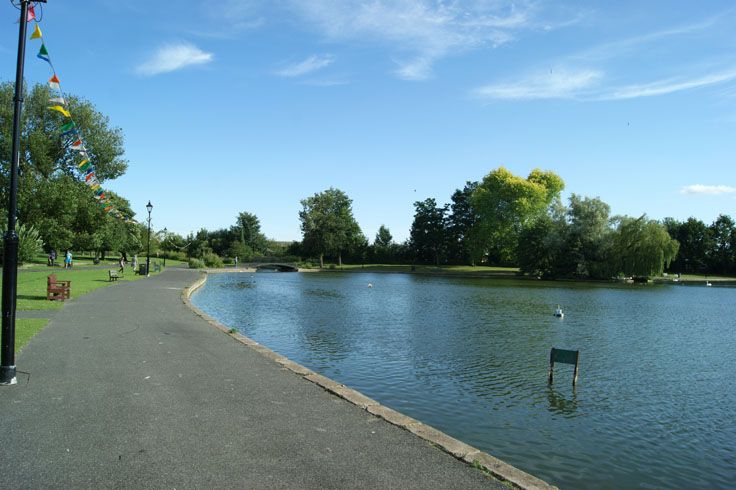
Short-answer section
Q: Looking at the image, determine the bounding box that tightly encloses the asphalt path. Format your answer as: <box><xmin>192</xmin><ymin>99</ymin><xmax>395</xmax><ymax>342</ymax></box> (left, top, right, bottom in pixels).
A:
<box><xmin>0</xmin><ymin>268</ymin><xmax>505</xmax><ymax>489</ymax></box>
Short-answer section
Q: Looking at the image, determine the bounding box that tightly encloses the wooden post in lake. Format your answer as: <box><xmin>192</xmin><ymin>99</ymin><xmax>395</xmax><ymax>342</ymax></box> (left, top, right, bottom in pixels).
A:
<box><xmin>548</xmin><ymin>348</ymin><xmax>580</xmax><ymax>386</ymax></box>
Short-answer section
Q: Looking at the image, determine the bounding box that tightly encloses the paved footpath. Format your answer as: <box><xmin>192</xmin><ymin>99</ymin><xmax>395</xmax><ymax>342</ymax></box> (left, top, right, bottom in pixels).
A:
<box><xmin>0</xmin><ymin>268</ymin><xmax>508</xmax><ymax>489</ymax></box>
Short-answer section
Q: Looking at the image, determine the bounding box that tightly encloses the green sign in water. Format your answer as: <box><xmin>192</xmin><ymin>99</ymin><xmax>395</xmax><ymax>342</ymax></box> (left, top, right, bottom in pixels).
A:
<box><xmin>551</xmin><ymin>348</ymin><xmax>579</xmax><ymax>365</ymax></box>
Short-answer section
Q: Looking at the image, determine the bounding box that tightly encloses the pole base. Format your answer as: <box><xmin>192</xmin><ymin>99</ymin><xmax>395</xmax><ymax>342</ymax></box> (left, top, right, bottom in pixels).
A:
<box><xmin>0</xmin><ymin>365</ymin><xmax>17</xmax><ymax>385</ymax></box>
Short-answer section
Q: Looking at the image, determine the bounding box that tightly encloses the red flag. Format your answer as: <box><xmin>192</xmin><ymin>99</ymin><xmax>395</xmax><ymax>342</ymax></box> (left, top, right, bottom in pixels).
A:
<box><xmin>27</xmin><ymin>6</ymin><xmax>36</xmax><ymax>22</ymax></box>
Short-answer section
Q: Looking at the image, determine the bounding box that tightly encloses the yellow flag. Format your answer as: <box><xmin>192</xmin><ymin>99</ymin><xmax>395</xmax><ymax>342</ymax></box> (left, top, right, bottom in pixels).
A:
<box><xmin>30</xmin><ymin>25</ymin><xmax>42</xmax><ymax>40</ymax></box>
<box><xmin>48</xmin><ymin>105</ymin><xmax>71</xmax><ymax>118</ymax></box>
<box><xmin>77</xmin><ymin>159</ymin><xmax>90</xmax><ymax>168</ymax></box>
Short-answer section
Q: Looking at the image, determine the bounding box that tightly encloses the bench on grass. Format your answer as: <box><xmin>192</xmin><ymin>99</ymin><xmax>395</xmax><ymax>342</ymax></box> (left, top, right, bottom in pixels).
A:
<box><xmin>47</xmin><ymin>274</ymin><xmax>71</xmax><ymax>301</ymax></box>
<box><xmin>109</xmin><ymin>270</ymin><xmax>120</xmax><ymax>282</ymax></box>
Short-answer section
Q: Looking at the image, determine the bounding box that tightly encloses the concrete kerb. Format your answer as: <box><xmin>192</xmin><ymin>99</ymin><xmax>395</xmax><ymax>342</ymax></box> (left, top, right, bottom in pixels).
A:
<box><xmin>182</xmin><ymin>271</ymin><xmax>557</xmax><ymax>490</ymax></box>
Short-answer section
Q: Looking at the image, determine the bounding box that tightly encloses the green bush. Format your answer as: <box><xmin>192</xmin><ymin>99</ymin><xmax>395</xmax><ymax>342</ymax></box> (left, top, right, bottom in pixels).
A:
<box><xmin>18</xmin><ymin>223</ymin><xmax>44</xmax><ymax>265</ymax></box>
<box><xmin>163</xmin><ymin>250</ymin><xmax>187</xmax><ymax>261</ymax></box>
<box><xmin>188</xmin><ymin>258</ymin><xmax>205</xmax><ymax>269</ymax></box>
<box><xmin>202</xmin><ymin>252</ymin><xmax>224</xmax><ymax>268</ymax></box>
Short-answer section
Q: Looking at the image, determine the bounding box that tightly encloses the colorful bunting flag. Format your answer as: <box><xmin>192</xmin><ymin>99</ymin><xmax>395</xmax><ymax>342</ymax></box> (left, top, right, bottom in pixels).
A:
<box><xmin>37</xmin><ymin>44</ymin><xmax>51</xmax><ymax>64</ymax></box>
<box><xmin>48</xmin><ymin>74</ymin><xmax>60</xmax><ymax>91</ymax></box>
<box><xmin>31</xmin><ymin>15</ymin><xmax>129</xmax><ymax>221</ymax></box>
<box><xmin>27</xmin><ymin>5</ymin><xmax>36</xmax><ymax>23</ymax></box>
<box><xmin>48</xmin><ymin>105</ymin><xmax>71</xmax><ymax>117</ymax></box>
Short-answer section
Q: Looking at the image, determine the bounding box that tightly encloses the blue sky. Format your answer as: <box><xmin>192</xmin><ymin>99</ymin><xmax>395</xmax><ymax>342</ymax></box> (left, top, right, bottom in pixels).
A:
<box><xmin>2</xmin><ymin>1</ymin><xmax>736</xmax><ymax>242</ymax></box>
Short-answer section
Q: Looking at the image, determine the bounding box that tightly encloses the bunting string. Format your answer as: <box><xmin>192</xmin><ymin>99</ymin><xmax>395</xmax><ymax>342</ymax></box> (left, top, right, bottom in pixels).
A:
<box><xmin>28</xmin><ymin>20</ymin><xmax>130</xmax><ymax>222</ymax></box>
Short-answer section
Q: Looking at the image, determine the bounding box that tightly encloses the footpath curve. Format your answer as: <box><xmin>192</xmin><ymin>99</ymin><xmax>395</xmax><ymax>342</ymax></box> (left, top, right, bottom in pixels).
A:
<box><xmin>0</xmin><ymin>268</ymin><xmax>550</xmax><ymax>489</ymax></box>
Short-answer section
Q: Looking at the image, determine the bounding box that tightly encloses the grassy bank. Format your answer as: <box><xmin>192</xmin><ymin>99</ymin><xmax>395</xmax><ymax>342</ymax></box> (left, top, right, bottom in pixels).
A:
<box><xmin>320</xmin><ymin>264</ymin><xmax>520</xmax><ymax>275</ymax></box>
<box><xmin>4</xmin><ymin>265</ymin><xmax>170</xmax><ymax>352</ymax></box>
<box><xmin>312</xmin><ymin>263</ymin><xmax>736</xmax><ymax>283</ymax></box>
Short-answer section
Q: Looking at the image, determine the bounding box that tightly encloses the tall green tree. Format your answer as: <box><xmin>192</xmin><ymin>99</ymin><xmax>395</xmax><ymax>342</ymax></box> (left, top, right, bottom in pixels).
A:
<box><xmin>372</xmin><ymin>225</ymin><xmax>393</xmax><ymax>263</ymax></box>
<box><xmin>708</xmin><ymin>214</ymin><xmax>735</xmax><ymax>274</ymax></box>
<box><xmin>409</xmin><ymin>198</ymin><xmax>448</xmax><ymax>266</ymax></box>
<box><xmin>565</xmin><ymin>194</ymin><xmax>614</xmax><ymax>278</ymax></box>
<box><xmin>446</xmin><ymin>181</ymin><xmax>479</xmax><ymax>264</ymax></box>
<box><xmin>0</xmin><ymin>82</ymin><xmax>128</xmax><ymax>249</ymax></box>
<box><xmin>613</xmin><ymin>215</ymin><xmax>680</xmax><ymax>278</ymax></box>
<box><xmin>472</xmin><ymin>167</ymin><xmax>564</xmax><ymax>265</ymax></box>
<box><xmin>299</xmin><ymin>188</ymin><xmax>364</xmax><ymax>267</ymax></box>
<box><xmin>666</xmin><ymin>217</ymin><xmax>711</xmax><ymax>273</ymax></box>
<box><xmin>235</xmin><ymin>211</ymin><xmax>267</xmax><ymax>255</ymax></box>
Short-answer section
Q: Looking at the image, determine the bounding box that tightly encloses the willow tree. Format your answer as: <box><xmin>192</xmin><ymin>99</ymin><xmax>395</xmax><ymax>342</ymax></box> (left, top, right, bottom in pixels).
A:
<box><xmin>471</xmin><ymin>167</ymin><xmax>564</xmax><ymax>264</ymax></box>
<box><xmin>613</xmin><ymin>215</ymin><xmax>680</xmax><ymax>278</ymax></box>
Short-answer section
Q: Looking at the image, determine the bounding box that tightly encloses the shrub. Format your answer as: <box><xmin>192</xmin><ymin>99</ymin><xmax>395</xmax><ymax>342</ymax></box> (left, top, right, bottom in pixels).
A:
<box><xmin>202</xmin><ymin>252</ymin><xmax>224</xmax><ymax>268</ymax></box>
<box><xmin>162</xmin><ymin>250</ymin><xmax>187</xmax><ymax>261</ymax></box>
<box><xmin>188</xmin><ymin>258</ymin><xmax>205</xmax><ymax>269</ymax></box>
<box><xmin>18</xmin><ymin>223</ymin><xmax>44</xmax><ymax>265</ymax></box>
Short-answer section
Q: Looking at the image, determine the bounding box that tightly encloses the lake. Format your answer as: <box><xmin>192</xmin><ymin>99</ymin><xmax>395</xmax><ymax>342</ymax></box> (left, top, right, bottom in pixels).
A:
<box><xmin>191</xmin><ymin>271</ymin><xmax>736</xmax><ymax>489</ymax></box>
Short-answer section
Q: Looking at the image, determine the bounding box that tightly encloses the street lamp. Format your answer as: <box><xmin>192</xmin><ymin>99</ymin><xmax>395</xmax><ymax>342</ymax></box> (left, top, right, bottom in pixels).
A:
<box><xmin>2</xmin><ymin>0</ymin><xmax>48</xmax><ymax>385</ymax></box>
<box><xmin>146</xmin><ymin>201</ymin><xmax>153</xmax><ymax>277</ymax></box>
<box><xmin>161</xmin><ymin>228</ymin><xmax>167</xmax><ymax>267</ymax></box>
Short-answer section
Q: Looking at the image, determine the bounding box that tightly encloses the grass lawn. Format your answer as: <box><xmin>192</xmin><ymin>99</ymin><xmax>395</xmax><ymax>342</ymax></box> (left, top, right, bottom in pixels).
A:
<box><xmin>5</xmin><ymin>266</ymin><xmax>163</xmax><ymax>311</ymax></box>
<box><xmin>16</xmin><ymin>318</ymin><xmax>49</xmax><ymax>353</ymax></box>
<box><xmin>329</xmin><ymin>263</ymin><xmax>519</xmax><ymax>275</ymax></box>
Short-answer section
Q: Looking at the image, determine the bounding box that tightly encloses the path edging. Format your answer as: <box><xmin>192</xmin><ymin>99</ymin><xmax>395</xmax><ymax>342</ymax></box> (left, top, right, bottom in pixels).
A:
<box><xmin>182</xmin><ymin>271</ymin><xmax>557</xmax><ymax>490</ymax></box>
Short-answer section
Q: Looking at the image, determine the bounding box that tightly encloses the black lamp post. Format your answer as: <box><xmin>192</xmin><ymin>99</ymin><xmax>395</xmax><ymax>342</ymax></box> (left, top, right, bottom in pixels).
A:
<box><xmin>160</xmin><ymin>228</ymin><xmax>168</xmax><ymax>267</ymax></box>
<box><xmin>2</xmin><ymin>0</ymin><xmax>47</xmax><ymax>385</ymax></box>
<box><xmin>146</xmin><ymin>201</ymin><xmax>152</xmax><ymax>277</ymax></box>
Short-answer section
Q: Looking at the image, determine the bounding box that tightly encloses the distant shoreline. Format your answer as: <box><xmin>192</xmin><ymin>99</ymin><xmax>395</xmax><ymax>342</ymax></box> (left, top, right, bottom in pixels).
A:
<box><xmin>208</xmin><ymin>265</ymin><xmax>736</xmax><ymax>285</ymax></box>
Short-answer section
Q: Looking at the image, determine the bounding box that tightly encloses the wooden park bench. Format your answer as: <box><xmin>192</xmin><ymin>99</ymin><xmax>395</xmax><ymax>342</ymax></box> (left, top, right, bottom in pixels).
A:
<box><xmin>47</xmin><ymin>274</ymin><xmax>71</xmax><ymax>301</ymax></box>
<box><xmin>109</xmin><ymin>270</ymin><xmax>120</xmax><ymax>282</ymax></box>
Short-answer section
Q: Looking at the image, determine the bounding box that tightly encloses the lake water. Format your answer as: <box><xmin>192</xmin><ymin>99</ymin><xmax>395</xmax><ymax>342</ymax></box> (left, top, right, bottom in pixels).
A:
<box><xmin>191</xmin><ymin>271</ymin><xmax>736</xmax><ymax>489</ymax></box>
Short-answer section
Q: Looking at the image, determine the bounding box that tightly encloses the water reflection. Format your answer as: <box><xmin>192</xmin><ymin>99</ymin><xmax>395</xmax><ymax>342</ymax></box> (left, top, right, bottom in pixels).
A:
<box><xmin>546</xmin><ymin>387</ymin><xmax>579</xmax><ymax>417</ymax></box>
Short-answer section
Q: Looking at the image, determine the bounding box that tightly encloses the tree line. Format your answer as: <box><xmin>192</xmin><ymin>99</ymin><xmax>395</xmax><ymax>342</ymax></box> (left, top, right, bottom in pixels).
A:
<box><xmin>4</xmin><ymin>82</ymin><xmax>733</xmax><ymax>278</ymax></box>
<box><xmin>158</xmin><ymin>170</ymin><xmax>736</xmax><ymax>279</ymax></box>
<box><xmin>283</xmin><ymin>168</ymin><xmax>734</xmax><ymax>279</ymax></box>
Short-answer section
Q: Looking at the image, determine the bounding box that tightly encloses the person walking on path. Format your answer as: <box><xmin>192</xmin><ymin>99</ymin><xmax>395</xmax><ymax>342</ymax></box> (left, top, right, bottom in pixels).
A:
<box><xmin>132</xmin><ymin>254</ymin><xmax>138</xmax><ymax>272</ymax></box>
<box><xmin>118</xmin><ymin>255</ymin><xmax>126</xmax><ymax>273</ymax></box>
<box><xmin>64</xmin><ymin>250</ymin><xmax>72</xmax><ymax>269</ymax></box>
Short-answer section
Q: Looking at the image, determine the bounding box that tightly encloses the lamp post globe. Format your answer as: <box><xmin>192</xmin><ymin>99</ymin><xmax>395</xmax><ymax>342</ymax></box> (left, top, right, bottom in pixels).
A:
<box><xmin>146</xmin><ymin>201</ymin><xmax>153</xmax><ymax>277</ymax></box>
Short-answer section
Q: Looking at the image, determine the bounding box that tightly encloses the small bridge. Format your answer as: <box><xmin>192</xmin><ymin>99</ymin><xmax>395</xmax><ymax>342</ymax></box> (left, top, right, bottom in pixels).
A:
<box><xmin>254</xmin><ymin>263</ymin><xmax>299</xmax><ymax>272</ymax></box>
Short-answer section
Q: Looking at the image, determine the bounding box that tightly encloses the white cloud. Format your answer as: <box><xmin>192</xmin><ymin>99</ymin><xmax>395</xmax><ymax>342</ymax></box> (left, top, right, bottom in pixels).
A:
<box><xmin>474</xmin><ymin>9</ymin><xmax>736</xmax><ymax>102</ymax></box>
<box><xmin>474</xmin><ymin>66</ymin><xmax>736</xmax><ymax>101</ymax></box>
<box><xmin>275</xmin><ymin>54</ymin><xmax>335</xmax><ymax>77</ymax></box>
<box><xmin>600</xmin><ymin>69</ymin><xmax>736</xmax><ymax>100</ymax></box>
<box><xmin>473</xmin><ymin>68</ymin><xmax>603</xmax><ymax>100</ymax></box>
<box><xmin>285</xmin><ymin>0</ymin><xmax>570</xmax><ymax>80</ymax></box>
<box><xmin>136</xmin><ymin>43</ymin><xmax>213</xmax><ymax>76</ymax></box>
<box><xmin>680</xmin><ymin>184</ymin><xmax>736</xmax><ymax>195</ymax></box>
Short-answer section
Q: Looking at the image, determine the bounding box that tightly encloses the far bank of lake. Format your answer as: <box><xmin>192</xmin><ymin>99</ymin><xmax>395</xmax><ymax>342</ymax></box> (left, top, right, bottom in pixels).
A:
<box><xmin>192</xmin><ymin>271</ymin><xmax>736</xmax><ymax>489</ymax></box>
